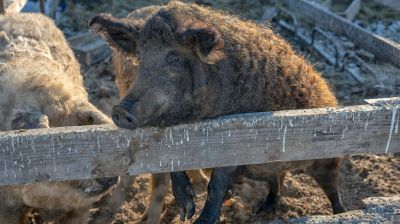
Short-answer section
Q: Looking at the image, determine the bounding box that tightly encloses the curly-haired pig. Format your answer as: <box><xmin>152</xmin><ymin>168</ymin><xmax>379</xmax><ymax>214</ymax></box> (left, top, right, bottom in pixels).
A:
<box><xmin>91</xmin><ymin>5</ymin><xmax>213</xmax><ymax>224</ymax></box>
<box><xmin>89</xmin><ymin>1</ymin><xmax>346</xmax><ymax>223</ymax></box>
<box><xmin>0</xmin><ymin>13</ymin><xmax>118</xmax><ymax>224</ymax></box>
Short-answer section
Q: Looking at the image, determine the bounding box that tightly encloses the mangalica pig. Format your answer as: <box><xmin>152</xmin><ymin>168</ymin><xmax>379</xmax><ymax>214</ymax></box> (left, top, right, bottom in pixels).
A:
<box><xmin>0</xmin><ymin>13</ymin><xmax>118</xmax><ymax>224</ymax></box>
<box><xmin>90</xmin><ymin>1</ymin><xmax>345</xmax><ymax>223</ymax></box>
<box><xmin>91</xmin><ymin>6</ymin><xmax>211</xmax><ymax>224</ymax></box>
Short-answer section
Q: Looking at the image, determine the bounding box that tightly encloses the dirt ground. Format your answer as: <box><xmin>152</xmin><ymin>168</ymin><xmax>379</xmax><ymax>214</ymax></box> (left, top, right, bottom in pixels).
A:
<box><xmin>49</xmin><ymin>0</ymin><xmax>400</xmax><ymax>223</ymax></box>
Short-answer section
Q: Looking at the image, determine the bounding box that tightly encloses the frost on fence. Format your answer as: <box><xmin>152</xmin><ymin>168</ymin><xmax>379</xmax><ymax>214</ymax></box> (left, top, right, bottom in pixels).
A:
<box><xmin>0</xmin><ymin>97</ymin><xmax>399</xmax><ymax>186</ymax></box>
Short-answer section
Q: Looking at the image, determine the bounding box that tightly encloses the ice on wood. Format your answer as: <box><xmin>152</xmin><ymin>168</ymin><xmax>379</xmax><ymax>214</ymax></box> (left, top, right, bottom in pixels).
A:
<box><xmin>0</xmin><ymin>98</ymin><xmax>399</xmax><ymax>185</ymax></box>
<box><xmin>385</xmin><ymin>106</ymin><xmax>398</xmax><ymax>153</ymax></box>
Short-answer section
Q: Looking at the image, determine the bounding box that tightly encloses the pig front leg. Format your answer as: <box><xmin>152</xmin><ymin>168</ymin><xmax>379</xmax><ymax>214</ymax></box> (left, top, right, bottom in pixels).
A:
<box><xmin>195</xmin><ymin>166</ymin><xmax>239</xmax><ymax>224</ymax></box>
<box><xmin>141</xmin><ymin>173</ymin><xmax>170</xmax><ymax>224</ymax></box>
<box><xmin>170</xmin><ymin>171</ymin><xmax>196</xmax><ymax>221</ymax></box>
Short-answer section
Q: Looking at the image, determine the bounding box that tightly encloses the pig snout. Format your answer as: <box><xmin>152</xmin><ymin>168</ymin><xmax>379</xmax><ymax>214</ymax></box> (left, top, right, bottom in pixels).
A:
<box><xmin>112</xmin><ymin>100</ymin><xmax>138</xmax><ymax>129</ymax></box>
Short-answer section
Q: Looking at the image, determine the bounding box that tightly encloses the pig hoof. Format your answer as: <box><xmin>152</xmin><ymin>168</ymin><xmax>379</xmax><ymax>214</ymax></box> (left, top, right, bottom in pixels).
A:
<box><xmin>178</xmin><ymin>192</ymin><xmax>195</xmax><ymax>221</ymax></box>
<box><xmin>333</xmin><ymin>204</ymin><xmax>346</xmax><ymax>214</ymax></box>
<box><xmin>176</xmin><ymin>186</ymin><xmax>196</xmax><ymax>221</ymax></box>
<box><xmin>194</xmin><ymin>211</ymin><xmax>220</xmax><ymax>224</ymax></box>
<box><xmin>194</xmin><ymin>216</ymin><xmax>220</xmax><ymax>224</ymax></box>
<box><xmin>171</xmin><ymin>172</ymin><xmax>196</xmax><ymax>220</ymax></box>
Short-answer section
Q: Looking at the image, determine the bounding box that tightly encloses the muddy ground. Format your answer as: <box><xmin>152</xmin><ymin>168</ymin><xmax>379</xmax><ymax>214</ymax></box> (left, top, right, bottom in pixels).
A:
<box><xmin>47</xmin><ymin>0</ymin><xmax>400</xmax><ymax>223</ymax></box>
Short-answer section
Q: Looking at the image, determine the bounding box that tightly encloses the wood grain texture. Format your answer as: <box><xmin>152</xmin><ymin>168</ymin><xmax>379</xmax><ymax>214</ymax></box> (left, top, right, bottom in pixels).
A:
<box><xmin>343</xmin><ymin>0</ymin><xmax>361</xmax><ymax>21</ymax></box>
<box><xmin>282</xmin><ymin>0</ymin><xmax>400</xmax><ymax>67</ymax></box>
<box><xmin>0</xmin><ymin>98</ymin><xmax>399</xmax><ymax>186</ymax></box>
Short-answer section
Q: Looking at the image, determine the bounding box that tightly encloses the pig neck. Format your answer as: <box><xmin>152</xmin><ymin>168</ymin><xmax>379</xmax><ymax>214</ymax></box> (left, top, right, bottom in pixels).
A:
<box><xmin>196</xmin><ymin>54</ymin><xmax>268</xmax><ymax>120</ymax></box>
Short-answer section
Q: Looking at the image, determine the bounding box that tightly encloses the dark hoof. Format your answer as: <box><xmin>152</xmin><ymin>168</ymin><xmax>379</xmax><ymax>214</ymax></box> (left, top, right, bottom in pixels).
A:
<box><xmin>171</xmin><ymin>172</ymin><xmax>196</xmax><ymax>220</ymax></box>
<box><xmin>194</xmin><ymin>210</ymin><xmax>221</xmax><ymax>224</ymax></box>
<box><xmin>177</xmin><ymin>186</ymin><xmax>196</xmax><ymax>221</ymax></box>
<box><xmin>194</xmin><ymin>217</ymin><xmax>220</xmax><ymax>224</ymax></box>
<box><xmin>333</xmin><ymin>205</ymin><xmax>346</xmax><ymax>214</ymax></box>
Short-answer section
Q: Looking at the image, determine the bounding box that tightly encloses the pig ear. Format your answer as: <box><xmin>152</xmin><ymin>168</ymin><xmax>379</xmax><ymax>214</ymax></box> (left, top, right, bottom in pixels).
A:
<box><xmin>11</xmin><ymin>112</ymin><xmax>50</xmax><ymax>130</ymax></box>
<box><xmin>178</xmin><ymin>22</ymin><xmax>224</xmax><ymax>64</ymax></box>
<box><xmin>89</xmin><ymin>14</ymin><xmax>140</xmax><ymax>55</ymax></box>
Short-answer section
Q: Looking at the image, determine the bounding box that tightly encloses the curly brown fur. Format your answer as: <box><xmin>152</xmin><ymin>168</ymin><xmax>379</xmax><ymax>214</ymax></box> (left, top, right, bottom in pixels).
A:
<box><xmin>91</xmin><ymin>6</ymin><xmax>211</xmax><ymax>224</ymax></box>
<box><xmin>94</xmin><ymin>1</ymin><xmax>343</xmax><ymax>223</ymax></box>
<box><xmin>137</xmin><ymin>2</ymin><xmax>337</xmax><ymax>119</ymax></box>
<box><xmin>0</xmin><ymin>13</ymin><xmax>117</xmax><ymax>224</ymax></box>
<box><xmin>108</xmin><ymin>2</ymin><xmax>337</xmax><ymax>127</ymax></box>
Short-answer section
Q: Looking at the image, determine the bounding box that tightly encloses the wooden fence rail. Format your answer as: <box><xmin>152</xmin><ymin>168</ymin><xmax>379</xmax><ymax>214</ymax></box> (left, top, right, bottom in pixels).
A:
<box><xmin>0</xmin><ymin>97</ymin><xmax>399</xmax><ymax>186</ymax></box>
<box><xmin>1</xmin><ymin>0</ymin><xmax>27</xmax><ymax>14</ymax></box>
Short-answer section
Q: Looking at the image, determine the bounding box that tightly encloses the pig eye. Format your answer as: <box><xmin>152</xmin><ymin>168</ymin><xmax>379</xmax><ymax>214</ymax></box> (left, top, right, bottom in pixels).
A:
<box><xmin>166</xmin><ymin>52</ymin><xmax>183</xmax><ymax>67</ymax></box>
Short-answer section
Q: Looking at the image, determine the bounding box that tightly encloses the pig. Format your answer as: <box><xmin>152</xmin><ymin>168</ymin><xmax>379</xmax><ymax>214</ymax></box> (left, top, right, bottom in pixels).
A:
<box><xmin>0</xmin><ymin>13</ymin><xmax>118</xmax><ymax>224</ymax></box>
<box><xmin>89</xmin><ymin>1</ymin><xmax>346</xmax><ymax>223</ymax></box>
<box><xmin>92</xmin><ymin>6</ymin><xmax>212</xmax><ymax>224</ymax></box>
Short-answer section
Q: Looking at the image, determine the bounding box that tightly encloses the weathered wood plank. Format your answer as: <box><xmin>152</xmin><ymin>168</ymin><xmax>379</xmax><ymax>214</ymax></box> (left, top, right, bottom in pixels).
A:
<box><xmin>39</xmin><ymin>0</ymin><xmax>45</xmax><ymax>14</ymax></box>
<box><xmin>282</xmin><ymin>0</ymin><xmax>400</xmax><ymax>67</ymax></box>
<box><xmin>4</xmin><ymin>0</ymin><xmax>26</xmax><ymax>13</ymax></box>
<box><xmin>343</xmin><ymin>0</ymin><xmax>361</xmax><ymax>21</ymax></box>
<box><xmin>373</xmin><ymin>0</ymin><xmax>400</xmax><ymax>11</ymax></box>
<box><xmin>0</xmin><ymin>98</ymin><xmax>399</xmax><ymax>186</ymax></box>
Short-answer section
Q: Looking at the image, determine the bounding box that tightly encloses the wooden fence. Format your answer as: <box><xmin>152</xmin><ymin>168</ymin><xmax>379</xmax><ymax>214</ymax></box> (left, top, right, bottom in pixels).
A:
<box><xmin>0</xmin><ymin>0</ymin><xmax>27</xmax><ymax>14</ymax></box>
<box><xmin>0</xmin><ymin>97</ymin><xmax>399</xmax><ymax>186</ymax></box>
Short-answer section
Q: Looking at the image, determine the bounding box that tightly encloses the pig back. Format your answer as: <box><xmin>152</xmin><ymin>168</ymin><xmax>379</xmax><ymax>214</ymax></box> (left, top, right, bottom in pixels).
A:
<box><xmin>0</xmin><ymin>13</ymin><xmax>84</xmax><ymax>89</ymax></box>
<box><xmin>0</xmin><ymin>13</ymin><xmax>89</xmax><ymax>130</ymax></box>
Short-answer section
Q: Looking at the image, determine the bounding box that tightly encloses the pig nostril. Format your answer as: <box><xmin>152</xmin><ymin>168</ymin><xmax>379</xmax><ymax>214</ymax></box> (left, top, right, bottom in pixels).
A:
<box><xmin>126</xmin><ymin>117</ymin><xmax>133</xmax><ymax>123</ymax></box>
<box><xmin>113</xmin><ymin>114</ymin><xmax>120</xmax><ymax>121</ymax></box>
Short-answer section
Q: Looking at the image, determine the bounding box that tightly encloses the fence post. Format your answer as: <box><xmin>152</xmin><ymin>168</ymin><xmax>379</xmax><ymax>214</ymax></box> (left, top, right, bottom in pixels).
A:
<box><xmin>39</xmin><ymin>0</ymin><xmax>45</xmax><ymax>14</ymax></box>
<box><xmin>0</xmin><ymin>0</ymin><xmax>5</xmax><ymax>14</ymax></box>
